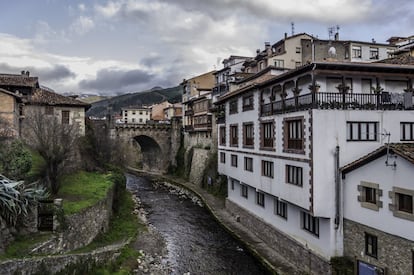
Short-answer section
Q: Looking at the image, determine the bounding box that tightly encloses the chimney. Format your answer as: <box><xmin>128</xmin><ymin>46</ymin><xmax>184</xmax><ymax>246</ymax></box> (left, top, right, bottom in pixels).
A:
<box><xmin>284</xmin><ymin>32</ymin><xmax>288</xmax><ymax>39</ymax></box>
<box><xmin>26</xmin><ymin>71</ymin><xmax>30</xmax><ymax>76</ymax></box>
<box><xmin>265</xmin><ymin>42</ymin><xmax>270</xmax><ymax>48</ymax></box>
<box><xmin>256</xmin><ymin>49</ymin><xmax>261</xmax><ymax>55</ymax></box>
<box><xmin>21</xmin><ymin>70</ymin><xmax>25</xmax><ymax>75</ymax></box>
<box><xmin>334</xmin><ymin>32</ymin><xmax>339</xmax><ymax>41</ymax></box>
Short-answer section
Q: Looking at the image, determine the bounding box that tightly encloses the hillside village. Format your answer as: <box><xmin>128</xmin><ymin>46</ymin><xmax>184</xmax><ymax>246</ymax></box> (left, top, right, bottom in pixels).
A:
<box><xmin>1</xmin><ymin>31</ymin><xmax>414</xmax><ymax>274</ymax></box>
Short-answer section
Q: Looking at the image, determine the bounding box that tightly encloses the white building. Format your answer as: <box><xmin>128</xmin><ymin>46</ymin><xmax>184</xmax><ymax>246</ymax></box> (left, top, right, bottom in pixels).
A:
<box><xmin>121</xmin><ymin>106</ymin><xmax>151</xmax><ymax>124</ymax></box>
<box><xmin>342</xmin><ymin>144</ymin><xmax>414</xmax><ymax>274</ymax></box>
<box><xmin>216</xmin><ymin>61</ymin><xmax>414</xmax><ymax>274</ymax></box>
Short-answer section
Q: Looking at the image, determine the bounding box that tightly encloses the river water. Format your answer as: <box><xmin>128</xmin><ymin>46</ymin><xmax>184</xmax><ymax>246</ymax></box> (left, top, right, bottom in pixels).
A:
<box><xmin>126</xmin><ymin>173</ymin><xmax>271</xmax><ymax>275</ymax></box>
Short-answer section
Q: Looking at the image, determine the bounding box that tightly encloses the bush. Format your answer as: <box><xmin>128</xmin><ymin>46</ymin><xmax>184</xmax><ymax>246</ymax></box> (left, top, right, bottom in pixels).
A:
<box><xmin>0</xmin><ymin>140</ymin><xmax>32</xmax><ymax>180</ymax></box>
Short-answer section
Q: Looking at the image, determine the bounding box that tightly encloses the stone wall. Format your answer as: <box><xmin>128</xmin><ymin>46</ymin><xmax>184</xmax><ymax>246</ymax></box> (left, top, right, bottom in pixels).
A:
<box><xmin>32</xmin><ymin>186</ymin><xmax>114</xmax><ymax>254</ymax></box>
<box><xmin>226</xmin><ymin>199</ymin><xmax>331</xmax><ymax>275</ymax></box>
<box><xmin>0</xmin><ymin>218</ymin><xmax>14</xmax><ymax>254</ymax></box>
<box><xmin>188</xmin><ymin>148</ymin><xmax>210</xmax><ymax>186</ymax></box>
<box><xmin>0</xmin><ymin>242</ymin><xmax>125</xmax><ymax>274</ymax></box>
<box><xmin>344</xmin><ymin>218</ymin><xmax>413</xmax><ymax>274</ymax></box>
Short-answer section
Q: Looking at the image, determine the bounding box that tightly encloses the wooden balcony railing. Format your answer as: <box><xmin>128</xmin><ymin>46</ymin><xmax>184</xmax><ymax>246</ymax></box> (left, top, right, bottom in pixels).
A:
<box><xmin>260</xmin><ymin>92</ymin><xmax>413</xmax><ymax>116</ymax></box>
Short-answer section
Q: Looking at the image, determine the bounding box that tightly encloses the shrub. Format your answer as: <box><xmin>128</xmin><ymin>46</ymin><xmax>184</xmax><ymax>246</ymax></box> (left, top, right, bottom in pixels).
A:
<box><xmin>0</xmin><ymin>140</ymin><xmax>32</xmax><ymax>180</ymax></box>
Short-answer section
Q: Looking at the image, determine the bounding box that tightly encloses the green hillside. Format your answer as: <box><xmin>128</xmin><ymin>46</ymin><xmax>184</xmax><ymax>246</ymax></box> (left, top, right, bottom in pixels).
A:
<box><xmin>86</xmin><ymin>85</ymin><xmax>183</xmax><ymax>117</ymax></box>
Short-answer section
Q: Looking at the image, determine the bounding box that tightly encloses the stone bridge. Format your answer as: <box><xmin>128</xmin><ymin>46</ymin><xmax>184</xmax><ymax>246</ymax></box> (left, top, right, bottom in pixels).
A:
<box><xmin>115</xmin><ymin>118</ymin><xmax>181</xmax><ymax>172</ymax></box>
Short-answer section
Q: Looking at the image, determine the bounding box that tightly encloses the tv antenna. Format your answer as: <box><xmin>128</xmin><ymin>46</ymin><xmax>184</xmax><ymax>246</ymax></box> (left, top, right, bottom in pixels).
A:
<box><xmin>291</xmin><ymin>22</ymin><xmax>295</xmax><ymax>36</ymax></box>
<box><xmin>381</xmin><ymin>130</ymin><xmax>397</xmax><ymax>169</ymax></box>
<box><xmin>328</xmin><ymin>25</ymin><xmax>340</xmax><ymax>40</ymax></box>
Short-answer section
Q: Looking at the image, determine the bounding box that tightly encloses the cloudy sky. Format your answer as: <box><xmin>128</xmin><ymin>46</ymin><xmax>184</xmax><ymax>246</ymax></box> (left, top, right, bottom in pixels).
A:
<box><xmin>0</xmin><ymin>0</ymin><xmax>412</xmax><ymax>95</ymax></box>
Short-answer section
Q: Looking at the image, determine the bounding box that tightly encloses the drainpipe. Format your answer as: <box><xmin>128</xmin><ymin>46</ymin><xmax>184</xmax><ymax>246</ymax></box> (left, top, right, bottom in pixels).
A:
<box><xmin>335</xmin><ymin>145</ymin><xmax>340</xmax><ymax>229</ymax></box>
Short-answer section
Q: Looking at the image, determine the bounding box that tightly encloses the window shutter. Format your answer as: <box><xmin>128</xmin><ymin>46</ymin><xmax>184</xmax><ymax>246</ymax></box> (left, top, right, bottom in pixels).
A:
<box><xmin>357</xmin><ymin>195</ymin><xmax>362</xmax><ymax>202</ymax></box>
<box><xmin>378</xmin><ymin>189</ymin><xmax>383</xmax><ymax>196</ymax></box>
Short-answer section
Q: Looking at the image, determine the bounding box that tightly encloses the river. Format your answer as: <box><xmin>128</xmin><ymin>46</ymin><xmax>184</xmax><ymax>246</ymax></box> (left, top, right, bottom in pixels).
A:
<box><xmin>126</xmin><ymin>173</ymin><xmax>271</xmax><ymax>275</ymax></box>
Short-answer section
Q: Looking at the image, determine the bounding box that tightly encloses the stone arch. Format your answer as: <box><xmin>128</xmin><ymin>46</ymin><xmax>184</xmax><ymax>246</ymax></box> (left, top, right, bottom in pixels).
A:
<box><xmin>133</xmin><ymin>135</ymin><xmax>166</xmax><ymax>172</ymax></box>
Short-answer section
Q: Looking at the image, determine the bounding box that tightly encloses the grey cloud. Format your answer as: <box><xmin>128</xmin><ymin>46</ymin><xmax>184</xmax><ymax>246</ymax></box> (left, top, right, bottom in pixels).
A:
<box><xmin>0</xmin><ymin>63</ymin><xmax>76</xmax><ymax>81</ymax></box>
<box><xmin>79</xmin><ymin>68</ymin><xmax>154</xmax><ymax>92</ymax></box>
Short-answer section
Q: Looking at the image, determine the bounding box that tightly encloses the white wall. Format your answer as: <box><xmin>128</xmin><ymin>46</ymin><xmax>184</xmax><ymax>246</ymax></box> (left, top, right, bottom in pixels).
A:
<box><xmin>343</xmin><ymin>155</ymin><xmax>414</xmax><ymax>241</ymax></box>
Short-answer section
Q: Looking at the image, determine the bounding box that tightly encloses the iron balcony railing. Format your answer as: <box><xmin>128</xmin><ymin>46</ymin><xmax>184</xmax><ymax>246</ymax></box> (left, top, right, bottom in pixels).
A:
<box><xmin>260</xmin><ymin>92</ymin><xmax>413</xmax><ymax>116</ymax></box>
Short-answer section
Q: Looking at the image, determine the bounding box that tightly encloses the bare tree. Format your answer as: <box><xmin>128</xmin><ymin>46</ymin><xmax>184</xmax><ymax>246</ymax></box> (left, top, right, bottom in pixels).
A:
<box><xmin>23</xmin><ymin>109</ymin><xmax>79</xmax><ymax>194</ymax></box>
<box><xmin>0</xmin><ymin>116</ymin><xmax>16</xmax><ymax>141</ymax></box>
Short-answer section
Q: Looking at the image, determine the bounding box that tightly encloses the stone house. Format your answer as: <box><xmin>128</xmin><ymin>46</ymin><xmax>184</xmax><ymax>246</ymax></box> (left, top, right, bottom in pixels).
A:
<box><xmin>24</xmin><ymin>88</ymin><xmax>90</xmax><ymax>136</ymax></box>
<box><xmin>216</xmin><ymin>61</ymin><xmax>414</xmax><ymax>273</ymax></box>
<box><xmin>341</xmin><ymin>143</ymin><xmax>414</xmax><ymax>274</ymax></box>
<box><xmin>0</xmin><ymin>88</ymin><xmax>23</xmax><ymax>138</ymax></box>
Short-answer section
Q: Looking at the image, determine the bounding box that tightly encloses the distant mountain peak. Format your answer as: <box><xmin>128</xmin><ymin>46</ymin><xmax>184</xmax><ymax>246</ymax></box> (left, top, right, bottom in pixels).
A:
<box><xmin>150</xmin><ymin>86</ymin><xmax>163</xmax><ymax>91</ymax></box>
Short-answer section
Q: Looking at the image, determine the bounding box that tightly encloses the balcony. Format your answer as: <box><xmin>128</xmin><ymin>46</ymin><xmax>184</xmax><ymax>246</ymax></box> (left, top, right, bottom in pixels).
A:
<box><xmin>194</xmin><ymin>123</ymin><xmax>212</xmax><ymax>131</ymax></box>
<box><xmin>260</xmin><ymin>92</ymin><xmax>414</xmax><ymax>116</ymax></box>
<box><xmin>184</xmin><ymin>109</ymin><xmax>194</xmax><ymax>116</ymax></box>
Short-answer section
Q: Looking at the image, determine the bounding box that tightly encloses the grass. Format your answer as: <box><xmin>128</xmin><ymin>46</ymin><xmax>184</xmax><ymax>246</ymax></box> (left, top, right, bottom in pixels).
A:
<box><xmin>26</xmin><ymin>149</ymin><xmax>45</xmax><ymax>180</ymax></box>
<box><xmin>0</xmin><ymin>232</ymin><xmax>52</xmax><ymax>260</ymax></box>
<box><xmin>58</xmin><ymin>171</ymin><xmax>113</xmax><ymax>215</ymax></box>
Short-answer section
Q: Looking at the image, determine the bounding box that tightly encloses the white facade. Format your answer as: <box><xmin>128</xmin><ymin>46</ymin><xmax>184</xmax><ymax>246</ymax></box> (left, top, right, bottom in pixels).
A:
<box><xmin>343</xmin><ymin>153</ymin><xmax>414</xmax><ymax>241</ymax></box>
<box><xmin>217</xmin><ymin>62</ymin><xmax>414</xmax><ymax>261</ymax></box>
<box><xmin>122</xmin><ymin>107</ymin><xmax>151</xmax><ymax>124</ymax></box>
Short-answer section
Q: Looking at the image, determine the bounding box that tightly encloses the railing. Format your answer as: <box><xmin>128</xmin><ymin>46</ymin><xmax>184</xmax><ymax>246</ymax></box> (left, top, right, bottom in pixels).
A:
<box><xmin>260</xmin><ymin>92</ymin><xmax>413</xmax><ymax>116</ymax></box>
<box><xmin>194</xmin><ymin>123</ymin><xmax>212</xmax><ymax>130</ymax></box>
<box><xmin>184</xmin><ymin>110</ymin><xmax>194</xmax><ymax>116</ymax></box>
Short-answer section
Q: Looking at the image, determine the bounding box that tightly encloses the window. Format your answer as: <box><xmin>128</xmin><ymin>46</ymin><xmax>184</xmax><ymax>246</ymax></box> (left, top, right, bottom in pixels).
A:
<box><xmin>256</xmin><ymin>191</ymin><xmax>265</xmax><ymax>207</ymax></box>
<box><xmin>302</xmin><ymin>212</ymin><xmax>319</xmax><ymax>237</ymax></box>
<box><xmin>229</xmin><ymin>99</ymin><xmax>238</xmax><ymax>114</ymax></box>
<box><xmin>261</xmin><ymin>122</ymin><xmax>274</xmax><ymax>149</ymax></box>
<box><xmin>230</xmin><ymin>178</ymin><xmax>239</xmax><ymax>190</ymax></box>
<box><xmin>286</xmin><ymin>165</ymin><xmax>303</xmax><ymax>186</ymax></box>
<box><xmin>244</xmin><ymin>157</ymin><xmax>253</xmax><ymax>172</ymax></box>
<box><xmin>262</xmin><ymin>160</ymin><xmax>274</xmax><ymax>178</ymax></box>
<box><xmin>230</xmin><ymin>125</ymin><xmax>238</xmax><ymax>147</ymax></box>
<box><xmin>220</xmin><ymin>152</ymin><xmax>225</xmax><ymax>163</ymax></box>
<box><xmin>243</xmin><ymin>123</ymin><xmax>254</xmax><ymax>147</ymax></box>
<box><xmin>231</xmin><ymin>154</ymin><xmax>238</xmax><ymax>167</ymax></box>
<box><xmin>45</xmin><ymin>106</ymin><xmax>54</xmax><ymax>115</ymax></box>
<box><xmin>401</xmin><ymin>122</ymin><xmax>414</xmax><ymax>141</ymax></box>
<box><xmin>219</xmin><ymin>126</ymin><xmax>226</xmax><ymax>145</ymax></box>
<box><xmin>242</xmin><ymin>95</ymin><xmax>254</xmax><ymax>111</ymax></box>
<box><xmin>347</xmin><ymin>121</ymin><xmax>378</xmax><ymax>141</ymax></box>
<box><xmin>365</xmin><ymin>233</ymin><xmax>378</xmax><ymax>258</ymax></box>
<box><xmin>369</xmin><ymin>47</ymin><xmax>379</xmax><ymax>59</ymax></box>
<box><xmin>241</xmin><ymin>184</ymin><xmax>248</xmax><ymax>198</ymax></box>
<box><xmin>132</xmin><ymin>118</ymin><xmax>136</xmax><ymax>123</ymax></box>
<box><xmin>352</xmin><ymin>46</ymin><xmax>362</xmax><ymax>58</ymax></box>
<box><xmin>132</xmin><ymin>111</ymin><xmax>136</xmax><ymax>115</ymax></box>
<box><xmin>274</xmin><ymin>198</ymin><xmax>287</xmax><ymax>219</ymax></box>
<box><xmin>284</xmin><ymin>118</ymin><xmax>304</xmax><ymax>151</ymax></box>
<box><xmin>274</xmin><ymin>59</ymin><xmax>284</xmax><ymax>68</ymax></box>
<box><xmin>139</xmin><ymin>118</ymin><xmax>143</xmax><ymax>123</ymax></box>
<box><xmin>389</xmin><ymin>187</ymin><xmax>414</xmax><ymax>221</ymax></box>
<box><xmin>61</xmin><ymin>110</ymin><xmax>70</xmax><ymax>124</ymax></box>
<box><xmin>398</xmin><ymin>193</ymin><xmax>413</xmax><ymax>213</ymax></box>
<box><xmin>357</xmin><ymin>181</ymin><xmax>382</xmax><ymax>211</ymax></box>
<box><xmin>296</xmin><ymin>47</ymin><xmax>301</xmax><ymax>53</ymax></box>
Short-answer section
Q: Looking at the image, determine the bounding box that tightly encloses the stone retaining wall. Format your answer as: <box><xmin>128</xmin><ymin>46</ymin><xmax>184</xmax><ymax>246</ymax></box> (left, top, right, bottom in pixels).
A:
<box><xmin>0</xmin><ymin>218</ymin><xmax>13</xmax><ymax>254</ymax></box>
<box><xmin>189</xmin><ymin>148</ymin><xmax>210</xmax><ymax>186</ymax></box>
<box><xmin>226</xmin><ymin>199</ymin><xmax>331</xmax><ymax>275</ymax></box>
<box><xmin>31</xmin><ymin>185</ymin><xmax>115</xmax><ymax>254</ymax></box>
<box><xmin>0</xmin><ymin>242</ymin><xmax>125</xmax><ymax>274</ymax></box>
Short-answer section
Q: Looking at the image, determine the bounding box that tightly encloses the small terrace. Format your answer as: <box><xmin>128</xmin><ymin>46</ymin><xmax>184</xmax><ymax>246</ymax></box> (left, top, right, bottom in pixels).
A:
<box><xmin>260</xmin><ymin>91</ymin><xmax>414</xmax><ymax>116</ymax></box>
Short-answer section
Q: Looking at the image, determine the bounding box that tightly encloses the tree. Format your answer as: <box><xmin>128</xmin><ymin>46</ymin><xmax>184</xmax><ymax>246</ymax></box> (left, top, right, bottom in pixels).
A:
<box><xmin>0</xmin><ymin>139</ymin><xmax>32</xmax><ymax>180</ymax></box>
<box><xmin>23</xmin><ymin>109</ymin><xmax>79</xmax><ymax>194</ymax></box>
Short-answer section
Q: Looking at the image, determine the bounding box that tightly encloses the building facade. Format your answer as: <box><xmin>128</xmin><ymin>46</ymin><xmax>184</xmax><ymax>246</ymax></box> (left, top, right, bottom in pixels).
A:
<box><xmin>121</xmin><ymin>106</ymin><xmax>151</xmax><ymax>124</ymax></box>
<box><xmin>216</xmin><ymin>61</ymin><xmax>414</xmax><ymax>273</ymax></box>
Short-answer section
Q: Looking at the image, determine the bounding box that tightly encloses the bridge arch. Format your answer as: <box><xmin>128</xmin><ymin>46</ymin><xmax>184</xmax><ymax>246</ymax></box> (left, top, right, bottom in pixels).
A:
<box><xmin>132</xmin><ymin>135</ymin><xmax>164</xmax><ymax>171</ymax></box>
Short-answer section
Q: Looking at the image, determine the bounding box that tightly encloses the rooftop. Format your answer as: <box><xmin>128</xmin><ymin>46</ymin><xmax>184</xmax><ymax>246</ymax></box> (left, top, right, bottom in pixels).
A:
<box><xmin>0</xmin><ymin>73</ymin><xmax>39</xmax><ymax>88</ymax></box>
<box><xmin>28</xmin><ymin>88</ymin><xmax>90</xmax><ymax>108</ymax></box>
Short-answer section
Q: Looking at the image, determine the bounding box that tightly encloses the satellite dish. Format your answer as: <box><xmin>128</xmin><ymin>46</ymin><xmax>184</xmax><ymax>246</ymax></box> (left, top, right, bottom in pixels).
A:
<box><xmin>328</xmin><ymin>46</ymin><xmax>337</xmax><ymax>57</ymax></box>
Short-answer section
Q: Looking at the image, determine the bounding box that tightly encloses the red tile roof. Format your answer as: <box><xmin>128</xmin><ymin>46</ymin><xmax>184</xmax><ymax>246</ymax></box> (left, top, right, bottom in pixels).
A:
<box><xmin>27</xmin><ymin>88</ymin><xmax>90</xmax><ymax>108</ymax></box>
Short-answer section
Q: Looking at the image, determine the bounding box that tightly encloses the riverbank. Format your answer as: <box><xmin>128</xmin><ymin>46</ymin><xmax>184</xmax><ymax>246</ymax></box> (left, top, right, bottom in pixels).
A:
<box><xmin>127</xmin><ymin>168</ymin><xmax>299</xmax><ymax>275</ymax></box>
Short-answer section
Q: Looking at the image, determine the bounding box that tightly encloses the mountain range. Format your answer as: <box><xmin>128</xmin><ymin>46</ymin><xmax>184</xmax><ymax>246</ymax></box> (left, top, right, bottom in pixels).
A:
<box><xmin>86</xmin><ymin>85</ymin><xmax>183</xmax><ymax>117</ymax></box>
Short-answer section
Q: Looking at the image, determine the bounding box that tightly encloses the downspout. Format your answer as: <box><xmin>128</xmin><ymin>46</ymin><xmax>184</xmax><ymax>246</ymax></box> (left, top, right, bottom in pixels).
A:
<box><xmin>334</xmin><ymin>145</ymin><xmax>340</xmax><ymax>229</ymax></box>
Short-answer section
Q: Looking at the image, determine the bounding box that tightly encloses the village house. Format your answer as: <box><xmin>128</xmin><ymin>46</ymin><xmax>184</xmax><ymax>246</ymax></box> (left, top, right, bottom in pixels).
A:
<box><xmin>121</xmin><ymin>105</ymin><xmax>151</xmax><ymax>124</ymax></box>
<box><xmin>150</xmin><ymin>101</ymin><xmax>182</xmax><ymax>122</ymax></box>
<box><xmin>163</xmin><ymin>103</ymin><xmax>182</xmax><ymax>120</ymax></box>
<box><xmin>0</xmin><ymin>88</ymin><xmax>23</xmax><ymax>138</ymax></box>
<box><xmin>216</xmin><ymin>61</ymin><xmax>414</xmax><ymax>274</ymax></box>
<box><xmin>0</xmin><ymin>72</ymin><xmax>89</xmax><ymax>136</ymax></box>
<box><xmin>181</xmin><ymin>71</ymin><xmax>216</xmax><ymax>149</ymax></box>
